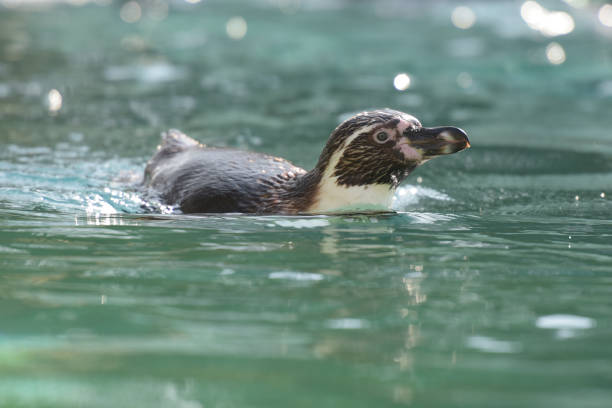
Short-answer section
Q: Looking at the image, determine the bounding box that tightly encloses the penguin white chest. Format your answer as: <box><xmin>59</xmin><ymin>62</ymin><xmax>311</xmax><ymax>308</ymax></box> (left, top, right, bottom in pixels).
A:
<box><xmin>307</xmin><ymin>178</ymin><xmax>395</xmax><ymax>214</ymax></box>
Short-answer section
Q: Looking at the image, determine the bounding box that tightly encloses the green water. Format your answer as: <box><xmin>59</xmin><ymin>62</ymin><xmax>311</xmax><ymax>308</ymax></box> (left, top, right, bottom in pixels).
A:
<box><xmin>1</xmin><ymin>0</ymin><xmax>612</xmax><ymax>406</ymax></box>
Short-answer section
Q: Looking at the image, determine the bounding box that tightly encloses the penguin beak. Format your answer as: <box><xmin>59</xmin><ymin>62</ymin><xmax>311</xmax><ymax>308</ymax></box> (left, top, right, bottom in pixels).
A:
<box><xmin>400</xmin><ymin>126</ymin><xmax>470</xmax><ymax>159</ymax></box>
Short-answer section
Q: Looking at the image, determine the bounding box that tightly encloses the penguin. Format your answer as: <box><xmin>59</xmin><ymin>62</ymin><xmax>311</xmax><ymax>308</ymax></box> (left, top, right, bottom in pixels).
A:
<box><xmin>142</xmin><ymin>109</ymin><xmax>470</xmax><ymax>214</ymax></box>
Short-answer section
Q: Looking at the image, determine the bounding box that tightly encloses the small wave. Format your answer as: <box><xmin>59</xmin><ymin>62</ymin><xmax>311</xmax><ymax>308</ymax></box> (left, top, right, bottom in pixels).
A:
<box><xmin>71</xmin><ymin>188</ymin><xmax>154</xmax><ymax>217</ymax></box>
<box><xmin>401</xmin><ymin>212</ymin><xmax>456</xmax><ymax>224</ymax></box>
<box><xmin>85</xmin><ymin>194</ymin><xmax>119</xmax><ymax>216</ymax></box>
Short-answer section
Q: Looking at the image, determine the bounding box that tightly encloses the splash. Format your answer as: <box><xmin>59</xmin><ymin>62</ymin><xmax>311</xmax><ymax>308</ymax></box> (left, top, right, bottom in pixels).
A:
<box><xmin>393</xmin><ymin>184</ymin><xmax>453</xmax><ymax>210</ymax></box>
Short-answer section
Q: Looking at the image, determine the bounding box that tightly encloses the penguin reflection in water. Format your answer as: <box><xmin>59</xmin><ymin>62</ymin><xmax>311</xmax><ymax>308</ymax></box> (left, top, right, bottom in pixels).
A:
<box><xmin>143</xmin><ymin>109</ymin><xmax>470</xmax><ymax>214</ymax></box>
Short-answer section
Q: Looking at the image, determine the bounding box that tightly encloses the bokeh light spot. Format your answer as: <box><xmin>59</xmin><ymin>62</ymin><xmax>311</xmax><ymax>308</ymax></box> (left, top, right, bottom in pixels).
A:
<box><xmin>520</xmin><ymin>1</ymin><xmax>574</xmax><ymax>37</ymax></box>
<box><xmin>393</xmin><ymin>73</ymin><xmax>411</xmax><ymax>91</ymax></box>
<box><xmin>120</xmin><ymin>1</ymin><xmax>142</xmax><ymax>23</ymax></box>
<box><xmin>599</xmin><ymin>4</ymin><xmax>612</xmax><ymax>27</ymax></box>
<box><xmin>456</xmin><ymin>72</ymin><xmax>473</xmax><ymax>88</ymax></box>
<box><xmin>521</xmin><ymin>1</ymin><xmax>545</xmax><ymax>26</ymax></box>
<box><xmin>546</xmin><ymin>42</ymin><xmax>566</xmax><ymax>65</ymax></box>
<box><xmin>226</xmin><ymin>16</ymin><xmax>247</xmax><ymax>40</ymax></box>
<box><xmin>451</xmin><ymin>6</ymin><xmax>476</xmax><ymax>30</ymax></box>
<box><xmin>562</xmin><ymin>0</ymin><xmax>589</xmax><ymax>8</ymax></box>
<box><xmin>541</xmin><ymin>11</ymin><xmax>575</xmax><ymax>36</ymax></box>
<box><xmin>47</xmin><ymin>89</ymin><xmax>62</xmax><ymax>113</ymax></box>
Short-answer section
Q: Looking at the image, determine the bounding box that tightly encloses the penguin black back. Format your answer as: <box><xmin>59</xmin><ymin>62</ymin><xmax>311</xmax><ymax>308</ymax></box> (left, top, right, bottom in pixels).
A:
<box><xmin>143</xmin><ymin>130</ymin><xmax>314</xmax><ymax>213</ymax></box>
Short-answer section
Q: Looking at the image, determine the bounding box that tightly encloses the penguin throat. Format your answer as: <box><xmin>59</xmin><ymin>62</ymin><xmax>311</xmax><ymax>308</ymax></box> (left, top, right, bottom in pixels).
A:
<box><xmin>306</xmin><ymin>176</ymin><xmax>395</xmax><ymax>214</ymax></box>
<box><xmin>307</xmin><ymin>141</ymin><xmax>399</xmax><ymax>214</ymax></box>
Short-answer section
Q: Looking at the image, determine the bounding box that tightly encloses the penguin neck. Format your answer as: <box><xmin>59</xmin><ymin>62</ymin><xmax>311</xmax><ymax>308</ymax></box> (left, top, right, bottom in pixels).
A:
<box><xmin>284</xmin><ymin>133</ymin><xmax>401</xmax><ymax>214</ymax></box>
<box><xmin>289</xmin><ymin>162</ymin><xmax>396</xmax><ymax>215</ymax></box>
<box><xmin>303</xmin><ymin>171</ymin><xmax>395</xmax><ymax>214</ymax></box>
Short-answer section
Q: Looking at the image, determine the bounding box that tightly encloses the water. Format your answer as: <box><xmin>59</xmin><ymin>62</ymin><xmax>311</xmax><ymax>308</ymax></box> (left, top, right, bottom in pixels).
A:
<box><xmin>1</xmin><ymin>0</ymin><xmax>612</xmax><ymax>406</ymax></box>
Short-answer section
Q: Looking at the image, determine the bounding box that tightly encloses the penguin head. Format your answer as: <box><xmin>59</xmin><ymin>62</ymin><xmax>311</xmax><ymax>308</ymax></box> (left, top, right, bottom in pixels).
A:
<box><xmin>316</xmin><ymin>109</ymin><xmax>470</xmax><ymax>189</ymax></box>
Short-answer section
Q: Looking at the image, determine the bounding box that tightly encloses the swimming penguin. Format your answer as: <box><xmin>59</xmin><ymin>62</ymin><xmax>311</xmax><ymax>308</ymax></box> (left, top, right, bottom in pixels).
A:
<box><xmin>142</xmin><ymin>109</ymin><xmax>470</xmax><ymax>214</ymax></box>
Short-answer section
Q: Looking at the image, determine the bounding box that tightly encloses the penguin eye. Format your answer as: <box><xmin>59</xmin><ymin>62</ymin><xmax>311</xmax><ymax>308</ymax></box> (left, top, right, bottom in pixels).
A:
<box><xmin>375</xmin><ymin>131</ymin><xmax>389</xmax><ymax>143</ymax></box>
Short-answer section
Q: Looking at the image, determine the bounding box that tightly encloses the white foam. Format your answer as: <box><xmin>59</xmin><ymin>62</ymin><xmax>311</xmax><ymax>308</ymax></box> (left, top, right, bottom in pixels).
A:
<box><xmin>326</xmin><ymin>318</ymin><xmax>370</xmax><ymax>330</ymax></box>
<box><xmin>536</xmin><ymin>314</ymin><xmax>595</xmax><ymax>329</ymax></box>
<box><xmin>85</xmin><ymin>194</ymin><xmax>118</xmax><ymax>216</ymax></box>
<box><xmin>275</xmin><ymin>219</ymin><xmax>330</xmax><ymax>229</ymax></box>
<box><xmin>536</xmin><ymin>314</ymin><xmax>595</xmax><ymax>339</ymax></box>
<box><xmin>104</xmin><ymin>63</ymin><xmax>187</xmax><ymax>83</ymax></box>
<box><xmin>268</xmin><ymin>271</ymin><xmax>324</xmax><ymax>281</ymax></box>
<box><xmin>0</xmin><ymin>245</ymin><xmax>26</xmax><ymax>253</ymax></box>
<box><xmin>466</xmin><ymin>335</ymin><xmax>521</xmax><ymax>353</ymax></box>
<box><xmin>393</xmin><ymin>184</ymin><xmax>452</xmax><ymax>209</ymax></box>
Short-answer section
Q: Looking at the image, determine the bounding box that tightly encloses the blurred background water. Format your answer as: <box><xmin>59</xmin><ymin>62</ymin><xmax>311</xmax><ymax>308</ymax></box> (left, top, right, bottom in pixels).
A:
<box><xmin>1</xmin><ymin>0</ymin><xmax>612</xmax><ymax>407</ymax></box>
